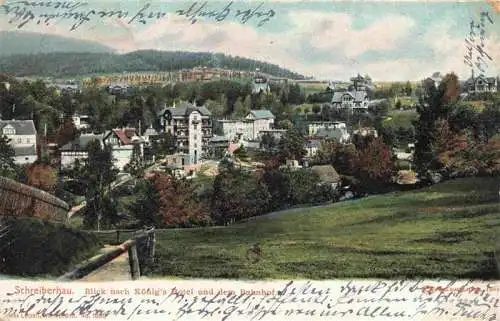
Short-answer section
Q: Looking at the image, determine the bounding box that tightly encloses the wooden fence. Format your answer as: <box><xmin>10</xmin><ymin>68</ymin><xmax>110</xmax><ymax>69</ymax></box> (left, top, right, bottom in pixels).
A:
<box><xmin>58</xmin><ymin>227</ymin><xmax>156</xmax><ymax>281</ymax></box>
<box><xmin>0</xmin><ymin>176</ymin><xmax>69</xmax><ymax>224</ymax></box>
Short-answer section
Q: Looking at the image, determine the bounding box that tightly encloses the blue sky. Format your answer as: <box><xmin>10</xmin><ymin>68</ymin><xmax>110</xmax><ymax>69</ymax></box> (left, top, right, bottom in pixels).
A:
<box><xmin>1</xmin><ymin>0</ymin><xmax>499</xmax><ymax>81</ymax></box>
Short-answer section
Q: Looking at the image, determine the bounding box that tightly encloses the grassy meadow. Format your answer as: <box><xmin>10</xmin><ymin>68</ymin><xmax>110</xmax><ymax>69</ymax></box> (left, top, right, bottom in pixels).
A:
<box><xmin>95</xmin><ymin>177</ymin><xmax>500</xmax><ymax>280</ymax></box>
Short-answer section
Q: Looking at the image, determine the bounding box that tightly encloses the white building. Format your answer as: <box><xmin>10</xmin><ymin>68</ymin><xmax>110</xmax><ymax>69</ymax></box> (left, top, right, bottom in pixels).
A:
<box><xmin>252</xmin><ymin>71</ymin><xmax>270</xmax><ymax>94</ymax></box>
<box><xmin>158</xmin><ymin>102</ymin><xmax>213</xmax><ymax>165</ymax></box>
<box><xmin>60</xmin><ymin>134</ymin><xmax>103</xmax><ymax>169</ymax></box>
<box><xmin>217</xmin><ymin>109</ymin><xmax>275</xmax><ymax>141</ymax></box>
<box><xmin>102</xmin><ymin>128</ymin><xmax>143</xmax><ymax>171</ymax></box>
<box><xmin>0</xmin><ymin>120</ymin><xmax>38</xmax><ymax>164</ymax></box>
<box><xmin>308</xmin><ymin>121</ymin><xmax>346</xmax><ymax>136</ymax></box>
<box><xmin>331</xmin><ymin>90</ymin><xmax>369</xmax><ymax>110</ymax></box>
<box><xmin>59</xmin><ymin>114</ymin><xmax>91</xmax><ymax>131</ymax></box>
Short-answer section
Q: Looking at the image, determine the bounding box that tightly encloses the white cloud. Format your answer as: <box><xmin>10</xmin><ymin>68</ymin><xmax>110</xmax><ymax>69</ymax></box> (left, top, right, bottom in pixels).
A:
<box><xmin>287</xmin><ymin>11</ymin><xmax>415</xmax><ymax>58</ymax></box>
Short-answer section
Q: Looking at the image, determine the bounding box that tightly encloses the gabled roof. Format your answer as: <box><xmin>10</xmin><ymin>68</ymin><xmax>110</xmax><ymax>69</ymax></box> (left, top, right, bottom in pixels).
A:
<box><xmin>158</xmin><ymin>102</ymin><xmax>212</xmax><ymax>118</ymax></box>
<box><xmin>106</xmin><ymin>128</ymin><xmax>137</xmax><ymax>145</ymax></box>
<box><xmin>60</xmin><ymin>134</ymin><xmax>103</xmax><ymax>151</ymax></box>
<box><xmin>247</xmin><ymin>109</ymin><xmax>274</xmax><ymax>120</ymax></box>
<box><xmin>0</xmin><ymin>120</ymin><xmax>37</xmax><ymax>135</ymax></box>
<box><xmin>316</xmin><ymin>128</ymin><xmax>346</xmax><ymax>141</ymax></box>
<box><xmin>311</xmin><ymin>165</ymin><xmax>341</xmax><ymax>183</ymax></box>
<box><xmin>332</xmin><ymin>91</ymin><xmax>367</xmax><ymax>103</ymax></box>
<box><xmin>144</xmin><ymin>127</ymin><xmax>159</xmax><ymax>136</ymax></box>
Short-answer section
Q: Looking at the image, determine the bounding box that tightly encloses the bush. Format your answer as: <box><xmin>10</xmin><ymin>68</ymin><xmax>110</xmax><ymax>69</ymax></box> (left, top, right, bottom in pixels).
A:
<box><xmin>0</xmin><ymin>217</ymin><xmax>102</xmax><ymax>277</ymax></box>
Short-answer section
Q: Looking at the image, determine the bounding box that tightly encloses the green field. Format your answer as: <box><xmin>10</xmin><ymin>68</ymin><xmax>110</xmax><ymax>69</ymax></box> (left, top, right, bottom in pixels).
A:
<box><xmin>96</xmin><ymin>177</ymin><xmax>500</xmax><ymax>280</ymax></box>
<box><xmin>383</xmin><ymin>110</ymin><xmax>419</xmax><ymax>129</ymax></box>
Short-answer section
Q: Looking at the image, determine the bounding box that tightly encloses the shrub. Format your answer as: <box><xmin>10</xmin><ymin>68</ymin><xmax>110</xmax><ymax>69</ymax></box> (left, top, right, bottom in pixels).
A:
<box><xmin>0</xmin><ymin>217</ymin><xmax>102</xmax><ymax>277</ymax></box>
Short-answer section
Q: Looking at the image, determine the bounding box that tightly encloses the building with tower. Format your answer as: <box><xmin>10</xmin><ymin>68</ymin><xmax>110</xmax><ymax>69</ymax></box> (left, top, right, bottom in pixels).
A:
<box><xmin>158</xmin><ymin>102</ymin><xmax>213</xmax><ymax>165</ymax></box>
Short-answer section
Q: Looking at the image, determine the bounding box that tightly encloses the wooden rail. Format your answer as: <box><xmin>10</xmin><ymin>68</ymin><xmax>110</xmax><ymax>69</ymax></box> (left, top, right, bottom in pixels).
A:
<box><xmin>58</xmin><ymin>227</ymin><xmax>155</xmax><ymax>281</ymax></box>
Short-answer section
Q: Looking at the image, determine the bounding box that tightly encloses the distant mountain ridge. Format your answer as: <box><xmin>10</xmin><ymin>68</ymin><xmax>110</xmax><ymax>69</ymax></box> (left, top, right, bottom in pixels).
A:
<box><xmin>0</xmin><ymin>31</ymin><xmax>115</xmax><ymax>56</ymax></box>
<box><xmin>0</xmin><ymin>32</ymin><xmax>305</xmax><ymax>80</ymax></box>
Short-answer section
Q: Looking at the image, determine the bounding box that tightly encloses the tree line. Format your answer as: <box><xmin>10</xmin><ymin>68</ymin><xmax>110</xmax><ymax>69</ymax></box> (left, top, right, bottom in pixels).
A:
<box><xmin>0</xmin><ymin>51</ymin><xmax>305</xmax><ymax>79</ymax></box>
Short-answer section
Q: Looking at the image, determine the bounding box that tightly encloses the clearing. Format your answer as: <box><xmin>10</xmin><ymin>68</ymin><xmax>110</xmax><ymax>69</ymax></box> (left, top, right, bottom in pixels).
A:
<box><xmin>96</xmin><ymin>177</ymin><xmax>500</xmax><ymax>280</ymax></box>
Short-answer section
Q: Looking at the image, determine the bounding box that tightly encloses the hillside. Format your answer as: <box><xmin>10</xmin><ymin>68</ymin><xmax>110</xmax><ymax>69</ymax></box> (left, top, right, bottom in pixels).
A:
<box><xmin>97</xmin><ymin>177</ymin><xmax>500</xmax><ymax>279</ymax></box>
<box><xmin>0</xmin><ymin>31</ymin><xmax>114</xmax><ymax>56</ymax></box>
<box><xmin>0</xmin><ymin>48</ymin><xmax>305</xmax><ymax>79</ymax></box>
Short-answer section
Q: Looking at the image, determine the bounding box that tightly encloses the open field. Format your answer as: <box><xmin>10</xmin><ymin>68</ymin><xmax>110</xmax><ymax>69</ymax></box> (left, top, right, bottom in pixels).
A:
<box><xmin>95</xmin><ymin>177</ymin><xmax>500</xmax><ymax>280</ymax></box>
<box><xmin>383</xmin><ymin>110</ymin><xmax>419</xmax><ymax>129</ymax></box>
<box><xmin>299</xmin><ymin>82</ymin><xmax>328</xmax><ymax>96</ymax></box>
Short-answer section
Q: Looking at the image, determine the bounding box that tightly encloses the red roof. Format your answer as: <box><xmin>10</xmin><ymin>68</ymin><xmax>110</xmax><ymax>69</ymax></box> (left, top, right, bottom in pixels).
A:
<box><xmin>112</xmin><ymin>128</ymin><xmax>136</xmax><ymax>145</ymax></box>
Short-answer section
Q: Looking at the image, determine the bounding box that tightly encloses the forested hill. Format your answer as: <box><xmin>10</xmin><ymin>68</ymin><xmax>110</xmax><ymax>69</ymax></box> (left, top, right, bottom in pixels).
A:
<box><xmin>0</xmin><ymin>50</ymin><xmax>305</xmax><ymax>79</ymax></box>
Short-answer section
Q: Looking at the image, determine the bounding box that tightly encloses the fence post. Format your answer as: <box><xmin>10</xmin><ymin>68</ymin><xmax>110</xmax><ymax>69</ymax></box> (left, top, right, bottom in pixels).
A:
<box><xmin>150</xmin><ymin>229</ymin><xmax>156</xmax><ymax>263</ymax></box>
<box><xmin>128</xmin><ymin>243</ymin><xmax>140</xmax><ymax>280</ymax></box>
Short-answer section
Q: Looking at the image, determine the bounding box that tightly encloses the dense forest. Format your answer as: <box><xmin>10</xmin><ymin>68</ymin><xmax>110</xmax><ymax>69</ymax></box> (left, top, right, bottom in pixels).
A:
<box><xmin>0</xmin><ymin>50</ymin><xmax>306</xmax><ymax>79</ymax></box>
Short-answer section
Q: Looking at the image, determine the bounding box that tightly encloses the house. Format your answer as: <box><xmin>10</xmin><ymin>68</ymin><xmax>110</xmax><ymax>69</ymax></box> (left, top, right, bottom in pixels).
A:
<box><xmin>315</xmin><ymin>128</ymin><xmax>351</xmax><ymax>144</ymax></box>
<box><xmin>279</xmin><ymin>159</ymin><xmax>302</xmax><ymax>170</ymax></box>
<box><xmin>331</xmin><ymin>91</ymin><xmax>369</xmax><ymax>110</ymax></box>
<box><xmin>208</xmin><ymin>135</ymin><xmax>230</xmax><ymax>159</ymax></box>
<box><xmin>311</xmin><ymin>165</ymin><xmax>341</xmax><ymax>190</ymax></box>
<box><xmin>108</xmin><ymin>83</ymin><xmax>128</xmax><ymax>96</ymax></box>
<box><xmin>308</xmin><ymin>121</ymin><xmax>346</xmax><ymax>136</ymax></box>
<box><xmin>246</xmin><ymin>110</ymin><xmax>275</xmax><ymax>134</ymax></box>
<box><xmin>217</xmin><ymin>109</ymin><xmax>275</xmax><ymax>142</ymax></box>
<box><xmin>53</xmin><ymin>80</ymin><xmax>80</xmax><ymax>95</ymax></box>
<box><xmin>142</xmin><ymin>125</ymin><xmax>159</xmax><ymax>146</ymax></box>
<box><xmin>258</xmin><ymin>129</ymin><xmax>287</xmax><ymax>141</ymax></box>
<box><xmin>304</xmin><ymin>139</ymin><xmax>322</xmax><ymax>158</ymax></box>
<box><xmin>0</xmin><ymin>120</ymin><xmax>38</xmax><ymax>165</ymax></box>
<box><xmin>217</xmin><ymin>119</ymin><xmax>254</xmax><ymax>142</ymax></box>
<box><xmin>103</xmin><ymin>128</ymin><xmax>143</xmax><ymax>170</ymax></box>
<box><xmin>60</xmin><ymin>114</ymin><xmax>91</xmax><ymax>131</ymax></box>
<box><xmin>60</xmin><ymin>133</ymin><xmax>103</xmax><ymax>169</ymax></box>
<box><xmin>353</xmin><ymin>127</ymin><xmax>378</xmax><ymax>138</ymax></box>
<box><xmin>158</xmin><ymin>102</ymin><xmax>213</xmax><ymax>165</ymax></box>
<box><xmin>463</xmin><ymin>75</ymin><xmax>499</xmax><ymax>94</ymax></box>
<box><xmin>252</xmin><ymin>70</ymin><xmax>270</xmax><ymax>94</ymax></box>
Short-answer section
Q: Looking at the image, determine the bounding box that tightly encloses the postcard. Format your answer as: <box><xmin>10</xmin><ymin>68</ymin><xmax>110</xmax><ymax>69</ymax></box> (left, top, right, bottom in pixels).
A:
<box><xmin>0</xmin><ymin>0</ymin><xmax>499</xmax><ymax>320</ymax></box>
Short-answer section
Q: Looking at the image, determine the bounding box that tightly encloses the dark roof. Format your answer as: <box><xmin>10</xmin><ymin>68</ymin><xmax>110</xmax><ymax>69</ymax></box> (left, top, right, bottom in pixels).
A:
<box><xmin>158</xmin><ymin>102</ymin><xmax>212</xmax><ymax>118</ymax></box>
<box><xmin>13</xmin><ymin>145</ymin><xmax>37</xmax><ymax>156</ymax></box>
<box><xmin>0</xmin><ymin>120</ymin><xmax>36</xmax><ymax>135</ymax></box>
<box><xmin>311</xmin><ymin>165</ymin><xmax>341</xmax><ymax>183</ymax></box>
<box><xmin>60</xmin><ymin>134</ymin><xmax>102</xmax><ymax>151</ymax></box>
<box><xmin>316</xmin><ymin>128</ymin><xmax>344</xmax><ymax>140</ymax></box>
<box><xmin>305</xmin><ymin>140</ymin><xmax>322</xmax><ymax>148</ymax></box>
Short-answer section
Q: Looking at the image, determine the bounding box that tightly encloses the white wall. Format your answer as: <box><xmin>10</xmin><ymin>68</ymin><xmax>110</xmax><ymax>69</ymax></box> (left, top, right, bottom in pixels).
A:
<box><xmin>61</xmin><ymin>152</ymin><xmax>88</xmax><ymax>169</ymax></box>
<box><xmin>188</xmin><ymin>112</ymin><xmax>203</xmax><ymax>165</ymax></box>
<box><xmin>5</xmin><ymin>134</ymin><xmax>36</xmax><ymax>146</ymax></box>
<box><xmin>13</xmin><ymin>155</ymin><xmax>37</xmax><ymax>165</ymax></box>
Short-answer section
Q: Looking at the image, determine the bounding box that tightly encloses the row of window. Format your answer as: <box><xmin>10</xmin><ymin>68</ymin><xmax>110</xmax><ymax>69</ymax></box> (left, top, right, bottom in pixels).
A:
<box><xmin>9</xmin><ymin>138</ymin><xmax>33</xmax><ymax>144</ymax></box>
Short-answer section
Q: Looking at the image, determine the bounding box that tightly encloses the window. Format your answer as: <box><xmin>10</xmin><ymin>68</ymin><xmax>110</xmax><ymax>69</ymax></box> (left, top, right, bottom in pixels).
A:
<box><xmin>194</xmin><ymin>135</ymin><xmax>197</xmax><ymax>140</ymax></box>
<box><xmin>2</xmin><ymin>126</ymin><xmax>15</xmax><ymax>135</ymax></box>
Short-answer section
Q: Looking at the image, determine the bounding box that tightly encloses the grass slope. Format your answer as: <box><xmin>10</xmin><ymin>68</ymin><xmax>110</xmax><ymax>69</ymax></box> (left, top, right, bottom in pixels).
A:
<box><xmin>99</xmin><ymin>177</ymin><xmax>500</xmax><ymax>280</ymax></box>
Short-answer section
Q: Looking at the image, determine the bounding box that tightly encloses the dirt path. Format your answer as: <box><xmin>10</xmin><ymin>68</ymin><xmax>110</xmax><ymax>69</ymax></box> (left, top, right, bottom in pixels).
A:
<box><xmin>80</xmin><ymin>246</ymin><xmax>132</xmax><ymax>282</ymax></box>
